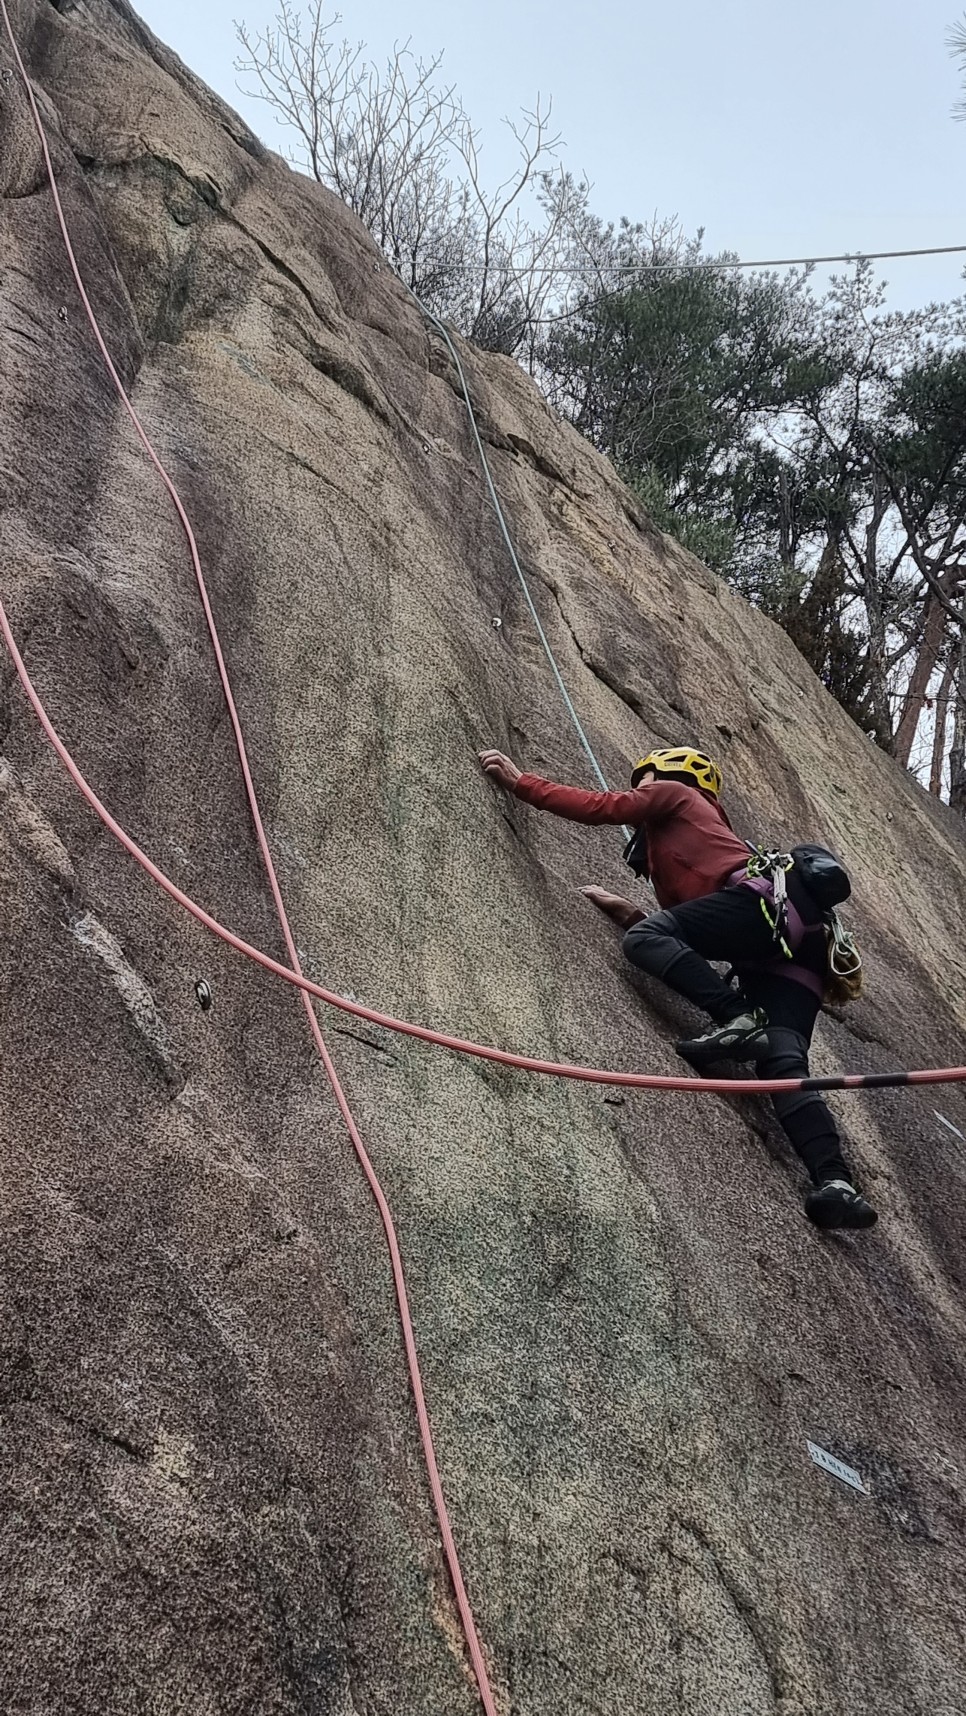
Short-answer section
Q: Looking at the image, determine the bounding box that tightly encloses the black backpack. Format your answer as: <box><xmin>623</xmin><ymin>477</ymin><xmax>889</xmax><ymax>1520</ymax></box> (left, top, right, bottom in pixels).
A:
<box><xmin>789</xmin><ymin>844</ymin><xmax>852</xmax><ymax>911</ymax></box>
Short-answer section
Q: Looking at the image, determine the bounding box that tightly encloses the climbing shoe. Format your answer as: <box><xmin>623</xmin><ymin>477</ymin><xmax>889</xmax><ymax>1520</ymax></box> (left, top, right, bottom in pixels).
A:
<box><xmin>675</xmin><ymin>1009</ymin><xmax>770</xmax><ymax>1065</ymax></box>
<box><xmin>805</xmin><ymin>1179</ymin><xmax>878</xmax><ymax>1231</ymax></box>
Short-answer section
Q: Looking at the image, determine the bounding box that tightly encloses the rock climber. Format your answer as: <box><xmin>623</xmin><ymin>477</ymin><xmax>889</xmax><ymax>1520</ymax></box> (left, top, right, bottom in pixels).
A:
<box><xmin>479</xmin><ymin>743</ymin><xmax>877</xmax><ymax>1232</ymax></box>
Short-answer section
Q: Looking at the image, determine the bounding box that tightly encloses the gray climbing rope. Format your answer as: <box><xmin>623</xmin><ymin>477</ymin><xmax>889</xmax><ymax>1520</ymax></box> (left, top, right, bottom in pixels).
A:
<box><xmin>404</xmin><ymin>281</ymin><xmax>617</xmax><ymax>799</ymax></box>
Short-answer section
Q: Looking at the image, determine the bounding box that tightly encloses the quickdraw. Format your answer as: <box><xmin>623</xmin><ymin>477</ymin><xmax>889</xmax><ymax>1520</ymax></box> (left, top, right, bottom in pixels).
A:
<box><xmin>745</xmin><ymin>847</ymin><xmax>796</xmax><ymax>956</ymax></box>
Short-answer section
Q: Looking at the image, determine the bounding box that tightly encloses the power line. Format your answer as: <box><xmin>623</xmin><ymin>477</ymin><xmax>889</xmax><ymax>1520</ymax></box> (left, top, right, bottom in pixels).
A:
<box><xmin>405</xmin><ymin>241</ymin><xmax>966</xmax><ymax>332</ymax></box>
<box><xmin>422</xmin><ymin>242</ymin><xmax>966</xmax><ymax>276</ymax></box>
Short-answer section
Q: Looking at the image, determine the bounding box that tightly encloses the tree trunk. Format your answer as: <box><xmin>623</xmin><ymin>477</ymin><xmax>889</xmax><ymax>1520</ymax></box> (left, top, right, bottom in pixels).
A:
<box><xmin>862</xmin><ymin>580</ymin><xmax>895</xmax><ymax>753</ymax></box>
<box><xmin>930</xmin><ymin>649</ymin><xmax>956</xmax><ymax>796</ymax></box>
<box><xmin>861</xmin><ymin>468</ymin><xmax>896</xmax><ymax>752</ymax></box>
<box><xmin>949</xmin><ymin>645</ymin><xmax>966</xmax><ymax>816</ymax></box>
<box><xmin>894</xmin><ymin>590</ymin><xmax>945</xmax><ymax>769</ymax></box>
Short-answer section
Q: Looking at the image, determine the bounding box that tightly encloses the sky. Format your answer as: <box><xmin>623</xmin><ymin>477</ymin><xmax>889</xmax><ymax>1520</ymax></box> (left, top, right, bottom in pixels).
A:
<box><xmin>138</xmin><ymin>0</ymin><xmax>966</xmax><ymax>312</ymax></box>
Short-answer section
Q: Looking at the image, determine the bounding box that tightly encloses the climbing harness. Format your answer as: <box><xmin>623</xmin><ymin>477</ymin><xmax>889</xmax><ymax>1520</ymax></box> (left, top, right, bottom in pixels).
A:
<box><xmin>745</xmin><ymin>847</ymin><xmax>797</xmax><ymax>955</ymax></box>
<box><xmin>743</xmin><ymin>845</ymin><xmax>863</xmax><ymax>1004</ymax></box>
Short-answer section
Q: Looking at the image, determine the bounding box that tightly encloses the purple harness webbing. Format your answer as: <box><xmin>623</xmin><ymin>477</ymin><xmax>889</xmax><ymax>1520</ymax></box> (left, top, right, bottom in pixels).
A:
<box><xmin>726</xmin><ymin>868</ymin><xmax>826</xmax><ymax>999</ymax></box>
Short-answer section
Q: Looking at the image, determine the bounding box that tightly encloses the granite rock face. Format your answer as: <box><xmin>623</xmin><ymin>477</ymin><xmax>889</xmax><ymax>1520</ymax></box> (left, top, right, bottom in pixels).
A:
<box><xmin>2</xmin><ymin>3</ymin><xmax>966</xmax><ymax>1712</ymax></box>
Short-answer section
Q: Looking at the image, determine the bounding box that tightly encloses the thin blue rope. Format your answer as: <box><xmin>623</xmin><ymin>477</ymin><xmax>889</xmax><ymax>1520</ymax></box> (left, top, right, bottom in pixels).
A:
<box><xmin>406</xmin><ymin>284</ymin><xmax>633</xmax><ymax>830</ymax></box>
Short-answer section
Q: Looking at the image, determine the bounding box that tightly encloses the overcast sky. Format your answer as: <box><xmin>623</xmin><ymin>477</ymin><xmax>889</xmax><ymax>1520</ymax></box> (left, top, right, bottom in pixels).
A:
<box><xmin>138</xmin><ymin>0</ymin><xmax>966</xmax><ymax>311</ymax></box>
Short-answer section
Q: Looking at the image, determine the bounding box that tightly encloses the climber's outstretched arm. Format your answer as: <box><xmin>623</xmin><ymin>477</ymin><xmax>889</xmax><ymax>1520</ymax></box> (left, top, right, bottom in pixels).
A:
<box><xmin>479</xmin><ymin>750</ymin><xmax>668</xmax><ymax>827</ymax></box>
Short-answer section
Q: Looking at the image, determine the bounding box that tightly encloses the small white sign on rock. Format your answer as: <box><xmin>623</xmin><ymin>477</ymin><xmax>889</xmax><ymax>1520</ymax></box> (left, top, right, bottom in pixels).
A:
<box><xmin>806</xmin><ymin>1440</ymin><xmax>869</xmax><ymax>1495</ymax></box>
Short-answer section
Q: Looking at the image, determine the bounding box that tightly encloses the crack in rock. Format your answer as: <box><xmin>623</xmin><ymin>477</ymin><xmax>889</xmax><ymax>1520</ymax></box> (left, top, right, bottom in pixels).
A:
<box><xmin>0</xmin><ymin>758</ymin><xmax>76</xmax><ymax>888</ymax></box>
<box><xmin>69</xmin><ymin>910</ymin><xmax>181</xmax><ymax>1090</ymax></box>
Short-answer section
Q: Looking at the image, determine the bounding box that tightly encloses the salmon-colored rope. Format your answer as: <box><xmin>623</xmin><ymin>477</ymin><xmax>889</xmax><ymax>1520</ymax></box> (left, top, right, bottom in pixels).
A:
<box><xmin>3</xmin><ymin>16</ymin><xmax>966</xmax><ymax>1099</ymax></box>
<box><xmin>3</xmin><ymin>604</ymin><xmax>963</xmax><ymax>1098</ymax></box>
<box><xmin>0</xmin><ymin>6</ymin><xmax>498</xmax><ymax>1707</ymax></box>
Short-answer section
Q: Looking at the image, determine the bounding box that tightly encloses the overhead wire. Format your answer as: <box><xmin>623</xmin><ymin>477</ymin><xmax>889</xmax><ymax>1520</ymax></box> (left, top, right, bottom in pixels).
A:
<box><xmin>402</xmin><ymin>241</ymin><xmax>966</xmax><ymax>334</ymax></box>
<box><xmin>407</xmin><ymin>241</ymin><xmax>966</xmax><ymax>277</ymax></box>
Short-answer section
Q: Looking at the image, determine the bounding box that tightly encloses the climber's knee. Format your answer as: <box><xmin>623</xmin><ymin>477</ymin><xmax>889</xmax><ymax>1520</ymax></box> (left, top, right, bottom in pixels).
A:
<box><xmin>622</xmin><ymin>910</ymin><xmax>682</xmax><ymax>980</ymax></box>
<box><xmin>757</xmin><ymin>1026</ymin><xmax>810</xmax><ymax>1079</ymax></box>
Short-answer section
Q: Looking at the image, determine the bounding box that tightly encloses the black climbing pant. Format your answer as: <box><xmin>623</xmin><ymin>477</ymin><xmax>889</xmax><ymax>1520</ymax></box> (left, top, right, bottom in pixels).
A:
<box><xmin>622</xmin><ymin>887</ymin><xmax>851</xmax><ymax>1187</ymax></box>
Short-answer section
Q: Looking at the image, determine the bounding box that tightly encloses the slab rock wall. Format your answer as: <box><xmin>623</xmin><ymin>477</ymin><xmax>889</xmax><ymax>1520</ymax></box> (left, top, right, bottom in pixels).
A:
<box><xmin>2</xmin><ymin>2</ymin><xmax>966</xmax><ymax>1712</ymax></box>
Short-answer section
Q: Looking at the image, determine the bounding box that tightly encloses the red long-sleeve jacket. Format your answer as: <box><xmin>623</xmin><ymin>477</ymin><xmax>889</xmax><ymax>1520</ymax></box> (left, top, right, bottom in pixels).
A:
<box><xmin>513</xmin><ymin>773</ymin><xmax>751</xmax><ymax>909</ymax></box>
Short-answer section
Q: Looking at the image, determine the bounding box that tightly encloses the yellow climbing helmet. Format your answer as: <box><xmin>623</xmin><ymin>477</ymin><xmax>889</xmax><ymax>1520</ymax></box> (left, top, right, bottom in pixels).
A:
<box><xmin>630</xmin><ymin>747</ymin><xmax>723</xmax><ymax>796</ymax></box>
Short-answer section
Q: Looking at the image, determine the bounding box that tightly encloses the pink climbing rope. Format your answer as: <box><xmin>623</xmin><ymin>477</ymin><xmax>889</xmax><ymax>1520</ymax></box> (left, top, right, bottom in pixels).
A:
<box><xmin>2</xmin><ymin>15</ymin><xmax>966</xmax><ymax>1105</ymax></box>
<box><xmin>0</xmin><ymin>5</ymin><xmax>497</xmax><ymax>1709</ymax></box>
<box><xmin>3</xmin><ymin>606</ymin><xmax>962</xmax><ymax>1098</ymax></box>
